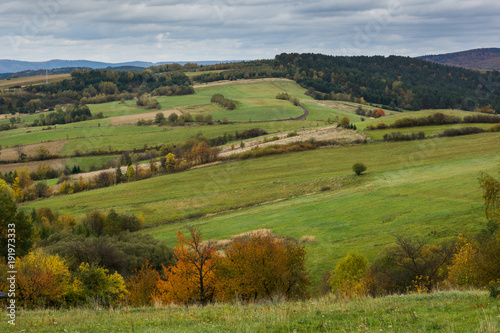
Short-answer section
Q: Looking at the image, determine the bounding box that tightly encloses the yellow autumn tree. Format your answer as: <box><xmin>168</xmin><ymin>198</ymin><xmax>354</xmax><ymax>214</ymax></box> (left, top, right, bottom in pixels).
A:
<box><xmin>448</xmin><ymin>234</ymin><xmax>480</xmax><ymax>287</ymax></box>
<box><xmin>15</xmin><ymin>250</ymin><xmax>81</xmax><ymax>307</ymax></box>
<box><xmin>11</xmin><ymin>167</ymin><xmax>34</xmax><ymax>201</ymax></box>
<box><xmin>329</xmin><ymin>252</ymin><xmax>369</xmax><ymax>298</ymax></box>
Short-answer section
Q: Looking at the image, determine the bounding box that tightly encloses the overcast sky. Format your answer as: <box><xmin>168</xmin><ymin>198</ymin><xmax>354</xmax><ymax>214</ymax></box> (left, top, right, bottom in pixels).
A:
<box><xmin>1</xmin><ymin>0</ymin><xmax>499</xmax><ymax>62</ymax></box>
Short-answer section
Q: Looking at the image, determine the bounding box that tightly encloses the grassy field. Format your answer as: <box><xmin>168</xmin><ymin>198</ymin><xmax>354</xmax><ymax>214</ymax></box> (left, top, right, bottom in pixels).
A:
<box><xmin>23</xmin><ymin>132</ymin><xmax>500</xmax><ymax>285</ymax></box>
<box><xmin>0</xmin><ymin>73</ymin><xmax>71</xmax><ymax>89</ymax></box>
<box><xmin>2</xmin><ymin>291</ymin><xmax>498</xmax><ymax>332</ymax></box>
<box><xmin>302</xmin><ymin>102</ymin><xmax>363</xmax><ymax>122</ymax></box>
<box><xmin>65</xmin><ymin>155</ymin><xmax>122</xmax><ymax>172</ymax></box>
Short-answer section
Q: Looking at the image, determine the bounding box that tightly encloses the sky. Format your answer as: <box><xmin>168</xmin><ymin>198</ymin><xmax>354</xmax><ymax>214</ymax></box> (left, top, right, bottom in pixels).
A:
<box><xmin>1</xmin><ymin>0</ymin><xmax>499</xmax><ymax>63</ymax></box>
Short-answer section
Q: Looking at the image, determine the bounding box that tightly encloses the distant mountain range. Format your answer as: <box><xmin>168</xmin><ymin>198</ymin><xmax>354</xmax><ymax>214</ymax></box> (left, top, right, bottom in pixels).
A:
<box><xmin>417</xmin><ymin>48</ymin><xmax>500</xmax><ymax>70</ymax></box>
<box><xmin>0</xmin><ymin>59</ymin><xmax>242</xmax><ymax>75</ymax></box>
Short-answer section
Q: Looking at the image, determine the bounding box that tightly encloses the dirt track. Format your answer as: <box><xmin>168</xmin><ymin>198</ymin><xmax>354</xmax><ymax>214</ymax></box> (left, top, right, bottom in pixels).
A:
<box><xmin>219</xmin><ymin>126</ymin><xmax>368</xmax><ymax>157</ymax></box>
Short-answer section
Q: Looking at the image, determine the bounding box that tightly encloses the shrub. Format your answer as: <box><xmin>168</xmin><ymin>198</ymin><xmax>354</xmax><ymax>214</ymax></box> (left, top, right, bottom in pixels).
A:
<box><xmin>73</xmin><ymin>263</ymin><xmax>128</xmax><ymax>306</ymax></box>
<box><xmin>352</xmin><ymin>163</ymin><xmax>367</xmax><ymax>176</ymax></box>
<box><xmin>329</xmin><ymin>252</ymin><xmax>368</xmax><ymax>298</ymax></box>
<box><xmin>464</xmin><ymin>113</ymin><xmax>500</xmax><ymax>123</ymax></box>
<box><xmin>438</xmin><ymin>127</ymin><xmax>485</xmax><ymax>137</ymax></box>
<box><xmin>375</xmin><ymin>122</ymin><xmax>389</xmax><ymax>129</ymax></box>
<box><xmin>489</xmin><ymin>123</ymin><xmax>500</xmax><ymax>132</ymax></box>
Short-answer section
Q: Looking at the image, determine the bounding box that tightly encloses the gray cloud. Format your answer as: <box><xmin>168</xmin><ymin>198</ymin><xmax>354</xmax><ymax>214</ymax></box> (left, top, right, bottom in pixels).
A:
<box><xmin>0</xmin><ymin>0</ymin><xmax>498</xmax><ymax>62</ymax></box>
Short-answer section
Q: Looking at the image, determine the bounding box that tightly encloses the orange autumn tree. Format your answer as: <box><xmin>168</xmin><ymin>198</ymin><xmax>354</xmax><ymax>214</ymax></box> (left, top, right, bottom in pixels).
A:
<box><xmin>214</xmin><ymin>232</ymin><xmax>310</xmax><ymax>302</ymax></box>
<box><xmin>154</xmin><ymin>226</ymin><xmax>216</xmax><ymax>305</ymax></box>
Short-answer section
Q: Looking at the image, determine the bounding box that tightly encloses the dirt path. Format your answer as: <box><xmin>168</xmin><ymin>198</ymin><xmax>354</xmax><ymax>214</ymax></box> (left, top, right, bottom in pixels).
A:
<box><xmin>219</xmin><ymin>126</ymin><xmax>368</xmax><ymax>157</ymax></box>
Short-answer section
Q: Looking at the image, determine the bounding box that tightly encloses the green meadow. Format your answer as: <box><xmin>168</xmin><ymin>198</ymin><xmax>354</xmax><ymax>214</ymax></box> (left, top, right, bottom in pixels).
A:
<box><xmin>23</xmin><ymin>132</ymin><xmax>500</xmax><ymax>285</ymax></box>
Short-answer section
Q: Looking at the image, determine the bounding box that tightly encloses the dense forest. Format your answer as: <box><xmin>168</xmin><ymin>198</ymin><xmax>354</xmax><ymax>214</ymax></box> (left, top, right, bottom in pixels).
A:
<box><xmin>194</xmin><ymin>54</ymin><xmax>500</xmax><ymax>112</ymax></box>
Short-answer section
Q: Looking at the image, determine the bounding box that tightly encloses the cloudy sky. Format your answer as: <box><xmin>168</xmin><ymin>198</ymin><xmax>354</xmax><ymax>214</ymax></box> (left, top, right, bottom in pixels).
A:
<box><xmin>1</xmin><ymin>0</ymin><xmax>499</xmax><ymax>62</ymax></box>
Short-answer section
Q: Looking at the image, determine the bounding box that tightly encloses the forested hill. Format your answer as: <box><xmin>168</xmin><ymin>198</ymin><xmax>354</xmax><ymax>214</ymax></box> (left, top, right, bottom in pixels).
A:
<box><xmin>271</xmin><ymin>53</ymin><xmax>500</xmax><ymax>112</ymax></box>
<box><xmin>417</xmin><ymin>48</ymin><xmax>500</xmax><ymax>71</ymax></box>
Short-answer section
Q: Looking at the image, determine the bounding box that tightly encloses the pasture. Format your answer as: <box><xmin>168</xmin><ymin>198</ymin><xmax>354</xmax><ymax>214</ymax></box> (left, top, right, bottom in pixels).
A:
<box><xmin>22</xmin><ymin>132</ymin><xmax>500</xmax><ymax>284</ymax></box>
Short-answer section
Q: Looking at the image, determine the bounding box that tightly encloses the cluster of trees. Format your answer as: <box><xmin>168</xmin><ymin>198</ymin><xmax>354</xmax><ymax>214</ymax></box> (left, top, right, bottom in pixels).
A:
<box><xmin>0</xmin><ymin>188</ymin><xmax>309</xmax><ymax>308</ymax></box>
<box><xmin>356</xmin><ymin>107</ymin><xmax>385</xmax><ymax>118</ymax></box>
<box><xmin>136</xmin><ymin>97</ymin><xmax>161</xmax><ymax>109</ymax></box>
<box><xmin>437</xmin><ymin>127</ymin><xmax>486</xmax><ymax>137</ymax></box>
<box><xmin>151</xmin><ymin>85</ymin><xmax>194</xmax><ymax>97</ymax></box>
<box><xmin>211</xmin><ymin>94</ymin><xmax>236</xmax><ymax>110</ymax></box>
<box><xmin>31</xmin><ymin>104</ymin><xmax>103</xmax><ymax>127</ymax></box>
<box><xmin>151</xmin><ymin>227</ymin><xmax>310</xmax><ymax>306</ymax></box>
<box><xmin>0</xmin><ymin>191</ymin><xmax>175</xmax><ymax>308</ymax></box>
<box><xmin>276</xmin><ymin>92</ymin><xmax>300</xmax><ymax>106</ymax></box>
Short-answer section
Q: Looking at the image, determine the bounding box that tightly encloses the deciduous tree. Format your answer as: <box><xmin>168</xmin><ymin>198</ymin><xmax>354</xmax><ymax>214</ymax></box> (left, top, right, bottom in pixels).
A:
<box><xmin>155</xmin><ymin>226</ymin><xmax>216</xmax><ymax>305</ymax></box>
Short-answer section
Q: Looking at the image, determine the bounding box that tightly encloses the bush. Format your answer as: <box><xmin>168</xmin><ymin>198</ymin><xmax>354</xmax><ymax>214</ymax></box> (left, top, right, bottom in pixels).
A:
<box><xmin>464</xmin><ymin>113</ymin><xmax>500</xmax><ymax>123</ymax></box>
<box><xmin>489</xmin><ymin>123</ymin><xmax>500</xmax><ymax>132</ymax></box>
<box><xmin>438</xmin><ymin>127</ymin><xmax>485</xmax><ymax>137</ymax></box>
<box><xmin>211</xmin><ymin>94</ymin><xmax>236</xmax><ymax>110</ymax></box>
<box><xmin>383</xmin><ymin>131</ymin><xmax>425</xmax><ymax>141</ymax></box>
<box><xmin>352</xmin><ymin>163</ymin><xmax>367</xmax><ymax>176</ymax></box>
<box><xmin>329</xmin><ymin>252</ymin><xmax>369</xmax><ymax>298</ymax></box>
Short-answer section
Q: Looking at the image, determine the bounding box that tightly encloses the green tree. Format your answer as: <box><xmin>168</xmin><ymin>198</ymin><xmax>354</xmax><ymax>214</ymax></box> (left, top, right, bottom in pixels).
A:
<box><xmin>0</xmin><ymin>192</ymin><xmax>34</xmax><ymax>258</ymax></box>
<box><xmin>329</xmin><ymin>252</ymin><xmax>368</xmax><ymax>297</ymax></box>
<box><xmin>115</xmin><ymin>166</ymin><xmax>123</xmax><ymax>184</ymax></box>
<box><xmin>479</xmin><ymin>171</ymin><xmax>500</xmax><ymax>229</ymax></box>
<box><xmin>339</xmin><ymin>116</ymin><xmax>350</xmax><ymax>127</ymax></box>
<box><xmin>155</xmin><ymin>112</ymin><xmax>165</xmax><ymax>124</ymax></box>
<box><xmin>168</xmin><ymin>113</ymin><xmax>178</xmax><ymax>123</ymax></box>
<box><xmin>165</xmin><ymin>153</ymin><xmax>177</xmax><ymax>173</ymax></box>
<box><xmin>352</xmin><ymin>163</ymin><xmax>367</xmax><ymax>176</ymax></box>
<box><xmin>126</xmin><ymin>165</ymin><xmax>135</xmax><ymax>181</ymax></box>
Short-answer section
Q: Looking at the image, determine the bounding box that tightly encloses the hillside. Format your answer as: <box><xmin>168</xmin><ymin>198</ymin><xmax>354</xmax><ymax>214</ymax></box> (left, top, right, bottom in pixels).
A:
<box><xmin>417</xmin><ymin>48</ymin><xmax>500</xmax><ymax>70</ymax></box>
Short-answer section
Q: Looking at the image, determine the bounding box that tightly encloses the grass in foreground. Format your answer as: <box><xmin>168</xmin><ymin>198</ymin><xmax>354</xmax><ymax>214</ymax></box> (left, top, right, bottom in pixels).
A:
<box><xmin>2</xmin><ymin>291</ymin><xmax>498</xmax><ymax>332</ymax></box>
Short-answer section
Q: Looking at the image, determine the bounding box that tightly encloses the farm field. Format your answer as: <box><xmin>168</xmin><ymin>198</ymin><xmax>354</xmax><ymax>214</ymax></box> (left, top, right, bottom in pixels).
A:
<box><xmin>1</xmin><ymin>291</ymin><xmax>498</xmax><ymax>332</ymax></box>
<box><xmin>0</xmin><ymin>73</ymin><xmax>71</xmax><ymax>89</ymax></box>
<box><xmin>22</xmin><ymin>132</ymin><xmax>500</xmax><ymax>285</ymax></box>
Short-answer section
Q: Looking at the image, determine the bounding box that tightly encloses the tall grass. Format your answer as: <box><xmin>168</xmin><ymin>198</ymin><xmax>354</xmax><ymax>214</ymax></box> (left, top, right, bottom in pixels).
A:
<box><xmin>2</xmin><ymin>291</ymin><xmax>498</xmax><ymax>332</ymax></box>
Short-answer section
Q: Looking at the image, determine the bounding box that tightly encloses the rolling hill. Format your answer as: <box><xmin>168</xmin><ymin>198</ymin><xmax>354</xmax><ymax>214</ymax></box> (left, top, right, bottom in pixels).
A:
<box><xmin>417</xmin><ymin>48</ymin><xmax>500</xmax><ymax>70</ymax></box>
